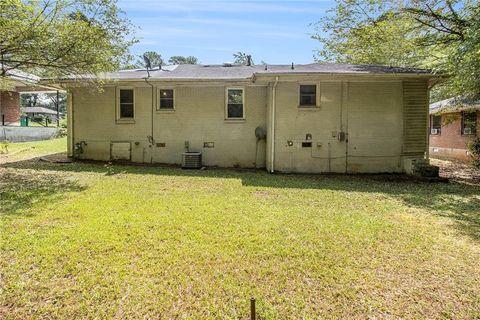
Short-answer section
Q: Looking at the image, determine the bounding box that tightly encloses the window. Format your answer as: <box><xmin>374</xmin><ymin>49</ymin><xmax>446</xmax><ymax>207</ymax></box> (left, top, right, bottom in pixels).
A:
<box><xmin>299</xmin><ymin>85</ymin><xmax>316</xmax><ymax>107</ymax></box>
<box><xmin>461</xmin><ymin>111</ymin><xmax>477</xmax><ymax>135</ymax></box>
<box><xmin>119</xmin><ymin>89</ymin><xmax>134</xmax><ymax>118</ymax></box>
<box><xmin>430</xmin><ymin>115</ymin><xmax>441</xmax><ymax>135</ymax></box>
<box><xmin>159</xmin><ymin>89</ymin><xmax>174</xmax><ymax>109</ymax></box>
<box><xmin>226</xmin><ymin>88</ymin><xmax>244</xmax><ymax>119</ymax></box>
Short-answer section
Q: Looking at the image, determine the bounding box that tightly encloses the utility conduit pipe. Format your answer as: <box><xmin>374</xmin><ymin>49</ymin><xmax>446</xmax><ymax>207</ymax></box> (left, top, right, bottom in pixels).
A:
<box><xmin>270</xmin><ymin>76</ymin><xmax>279</xmax><ymax>173</ymax></box>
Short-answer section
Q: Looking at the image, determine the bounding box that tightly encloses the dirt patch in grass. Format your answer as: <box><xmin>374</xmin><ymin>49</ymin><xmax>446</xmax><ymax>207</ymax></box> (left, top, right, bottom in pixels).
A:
<box><xmin>431</xmin><ymin>158</ymin><xmax>480</xmax><ymax>185</ymax></box>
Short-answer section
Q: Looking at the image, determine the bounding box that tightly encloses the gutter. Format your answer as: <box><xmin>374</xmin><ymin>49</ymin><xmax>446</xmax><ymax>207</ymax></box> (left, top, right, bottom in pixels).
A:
<box><xmin>42</xmin><ymin>70</ymin><xmax>445</xmax><ymax>87</ymax></box>
<box><xmin>69</xmin><ymin>91</ymin><xmax>75</xmax><ymax>158</ymax></box>
<box><xmin>45</xmin><ymin>77</ymin><xmax>256</xmax><ymax>84</ymax></box>
<box><xmin>270</xmin><ymin>76</ymin><xmax>279</xmax><ymax>173</ymax></box>
<box><xmin>47</xmin><ymin>73</ymin><xmax>437</xmax><ymax>84</ymax></box>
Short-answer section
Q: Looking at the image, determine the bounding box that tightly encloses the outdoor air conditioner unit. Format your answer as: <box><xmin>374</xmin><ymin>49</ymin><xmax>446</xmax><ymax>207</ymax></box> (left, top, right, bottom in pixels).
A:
<box><xmin>463</xmin><ymin>127</ymin><xmax>473</xmax><ymax>135</ymax></box>
<box><xmin>430</xmin><ymin>128</ymin><xmax>439</xmax><ymax>135</ymax></box>
<box><xmin>182</xmin><ymin>151</ymin><xmax>202</xmax><ymax>169</ymax></box>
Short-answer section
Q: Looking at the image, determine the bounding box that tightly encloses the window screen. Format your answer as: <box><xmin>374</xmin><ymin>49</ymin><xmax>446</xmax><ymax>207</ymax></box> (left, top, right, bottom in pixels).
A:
<box><xmin>119</xmin><ymin>89</ymin><xmax>134</xmax><ymax>118</ymax></box>
<box><xmin>159</xmin><ymin>89</ymin><xmax>174</xmax><ymax>109</ymax></box>
<box><xmin>227</xmin><ymin>89</ymin><xmax>244</xmax><ymax>118</ymax></box>
<box><xmin>430</xmin><ymin>115</ymin><xmax>441</xmax><ymax>134</ymax></box>
<box><xmin>299</xmin><ymin>85</ymin><xmax>316</xmax><ymax>106</ymax></box>
<box><xmin>462</xmin><ymin>111</ymin><xmax>477</xmax><ymax>135</ymax></box>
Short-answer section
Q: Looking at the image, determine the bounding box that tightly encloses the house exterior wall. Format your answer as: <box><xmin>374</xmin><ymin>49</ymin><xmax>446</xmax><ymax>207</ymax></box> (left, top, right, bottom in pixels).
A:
<box><xmin>271</xmin><ymin>80</ymin><xmax>405</xmax><ymax>173</ymax></box>
<box><xmin>0</xmin><ymin>91</ymin><xmax>21</xmax><ymax>125</ymax></box>
<box><xmin>429</xmin><ymin>111</ymin><xmax>480</xmax><ymax>161</ymax></box>
<box><xmin>69</xmin><ymin>77</ymin><xmax>429</xmax><ymax>173</ymax></box>
<box><xmin>71</xmin><ymin>82</ymin><xmax>267</xmax><ymax>167</ymax></box>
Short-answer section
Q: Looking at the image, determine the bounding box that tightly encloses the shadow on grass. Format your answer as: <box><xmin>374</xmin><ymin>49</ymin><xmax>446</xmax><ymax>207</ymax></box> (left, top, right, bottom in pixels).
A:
<box><xmin>0</xmin><ymin>167</ymin><xmax>86</xmax><ymax>216</ymax></box>
<box><xmin>3</xmin><ymin>154</ymin><xmax>480</xmax><ymax>241</ymax></box>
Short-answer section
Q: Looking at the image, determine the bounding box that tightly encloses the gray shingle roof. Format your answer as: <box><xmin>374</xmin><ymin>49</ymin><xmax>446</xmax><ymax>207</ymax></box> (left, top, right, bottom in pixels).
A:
<box><xmin>430</xmin><ymin>97</ymin><xmax>480</xmax><ymax>114</ymax></box>
<box><xmin>58</xmin><ymin>62</ymin><xmax>434</xmax><ymax>81</ymax></box>
<box><xmin>22</xmin><ymin>107</ymin><xmax>58</xmax><ymax>115</ymax></box>
<box><xmin>1</xmin><ymin>63</ymin><xmax>40</xmax><ymax>83</ymax></box>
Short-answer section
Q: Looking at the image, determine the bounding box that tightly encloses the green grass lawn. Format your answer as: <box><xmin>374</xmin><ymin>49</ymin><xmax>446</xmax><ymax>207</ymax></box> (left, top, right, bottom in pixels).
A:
<box><xmin>0</xmin><ymin>138</ymin><xmax>66</xmax><ymax>163</ymax></box>
<box><xmin>1</xmin><ymin>138</ymin><xmax>480</xmax><ymax>319</ymax></box>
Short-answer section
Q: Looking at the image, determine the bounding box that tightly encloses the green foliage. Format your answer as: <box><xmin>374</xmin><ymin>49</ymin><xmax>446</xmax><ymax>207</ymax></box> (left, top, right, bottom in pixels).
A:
<box><xmin>0</xmin><ymin>140</ymin><xmax>10</xmax><ymax>154</ymax></box>
<box><xmin>312</xmin><ymin>0</ymin><xmax>480</xmax><ymax>100</ymax></box>
<box><xmin>55</xmin><ymin>128</ymin><xmax>68</xmax><ymax>138</ymax></box>
<box><xmin>20</xmin><ymin>92</ymin><xmax>67</xmax><ymax>114</ymax></box>
<box><xmin>441</xmin><ymin>113</ymin><xmax>459</xmax><ymax>126</ymax></box>
<box><xmin>0</xmin><ymin>0</ymin><xmax>137</xmax><ymax>85</ymax></box>
<box><xmin>467</xmin><ymin>137</ymin><xmax>480</xmax><ymax>168</ymax></box>
<box><xmin>123</xmin><ymin>53</ymin><xmax>199</xmax><ymax>69</ymax></box>
<box><xmin>20</xmin><ymin>93</ymin><xmax>39</xmax><ymax>108</ymax></box>
<box><xmin>312</xmin><ymin>1</ymin><xmax>426</xmax><ymax>67</ymax></box>
<box><xmin>233</xmin><ymin>52</ymin><xmax>253</xmax><ymax>65</ymax></box>
<box><xmin>138</xmin><ymin>51</ymin><xmax>163</xmax><ymax>68</ymax></box>
<box><xmin>168</xmin><ymin>55</ymin><xmax>198</xmax><ymax>65</ymax></box>
<box><xmin>59</xmin><ymin>118</ymin><xmax>68</xmax><ymax>128</ymax></box>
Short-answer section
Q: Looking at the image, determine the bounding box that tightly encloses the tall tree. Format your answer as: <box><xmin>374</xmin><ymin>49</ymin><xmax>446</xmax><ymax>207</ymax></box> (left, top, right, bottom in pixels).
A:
<box><xmin>311</xmin><ymin>1</ymin><xmax>426</xmax><ymax>67</ymax></box>
<box><xmin>233</xmin><ymin>52</ymin><xmax>254</xmax><ymax>65</ymax></box>
<box><xmin>168</xmin><ymin>56</ymin><xmax>198</xmax><ymax>65</ymax></box>
<box><xmin>135</xmin><ymin>51</ymin><xmax>163</xmax><ymax>69</ymax></box>
<box><xmin>20</xmin><ymin>93</ymin><xmax>39</xmax><ymax>108</ymax></box>
<box><xmin>0</xmin><ymin>0</ymin><xmax>136</xmax><ymax>88</ymax></box>
<box><xmin>20</xmin><ymin>92</ymin><xmax>67</xmax><ymax>113</ymax></box>
<box><xmin>312</xmin><ymin>0</ymin><xmax>480</xmax><ymax>99</ymax></box>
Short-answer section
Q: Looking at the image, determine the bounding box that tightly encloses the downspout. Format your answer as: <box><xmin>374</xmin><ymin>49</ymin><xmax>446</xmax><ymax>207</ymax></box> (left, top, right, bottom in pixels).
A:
<box><xmin>425</xmin><ymin>88</ymin><xmax>430</xmax><ymax>163</ymax></box>
<box><xmin>270</xmin><ymin>76</ymin><xmax>279</xmax><ymax>173</ymax></box>
<box><xmin>144</xmin><ymin>77</ymin><xmax>155</xmax><ymax>163</ymax></box>
<box><xmin>68</xmin><ymin>90</ymin><xmax>74</xmax><ymax>158</ymax></box>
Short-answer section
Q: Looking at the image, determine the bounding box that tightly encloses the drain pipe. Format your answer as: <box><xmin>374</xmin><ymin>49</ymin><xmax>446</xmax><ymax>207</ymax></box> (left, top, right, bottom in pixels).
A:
<box><xmin>144</xmin><ymin>77</ymin><xmax>155</xmax><ymax>162</ymax></box>
<box><xmin>270</xmin><ymin>76</ymin><xmax>279</xmax><ymax>173</ymax></box>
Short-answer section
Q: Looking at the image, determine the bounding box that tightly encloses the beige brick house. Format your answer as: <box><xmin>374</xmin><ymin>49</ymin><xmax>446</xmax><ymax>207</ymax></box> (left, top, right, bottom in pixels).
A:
<box><xmin>55</xmin><ymin>63</ymin><xmax>439</xmax><ymax>174</ymax></box>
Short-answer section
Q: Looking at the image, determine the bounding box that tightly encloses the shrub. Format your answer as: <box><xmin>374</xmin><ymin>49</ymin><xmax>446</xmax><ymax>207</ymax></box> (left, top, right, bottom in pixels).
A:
<box><xmin>0</xmin><ymin>140</ymin><xmax>10</xmax><ymax>154</ymax></box>
<box><xmin>55</xmin><ymin>128</ymin><xmax>68</xmax><ymax>138</ymax></box>
<box><xmin>59</xmin><ymin>118</ymin><xmax>67</xmax><ymax>128</ymax></box>
<box><xmin>467</xmin><ymin>137</ymin><xmax>480</xmax><ymax>168</ymax></box>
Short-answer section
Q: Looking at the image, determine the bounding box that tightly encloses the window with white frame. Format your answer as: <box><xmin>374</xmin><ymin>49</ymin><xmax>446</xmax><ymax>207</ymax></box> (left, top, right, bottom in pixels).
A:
<box><xmin>226</xmin><ymin>88</ymin><xmax>244</xmax><ymax>119</ymax></box>
<box><xmin>159</xmin><ymin>89</ymin><xmax>174</xmax><ymax>109</ymax></box>
<box><xmin>119</xmin><ymin>89</ymin><xmax>134</xmax><ymax>119</ymax></box>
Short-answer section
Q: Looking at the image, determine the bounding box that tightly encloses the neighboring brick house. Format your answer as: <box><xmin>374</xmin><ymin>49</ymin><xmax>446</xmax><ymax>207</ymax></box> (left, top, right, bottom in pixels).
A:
<box><xmin>429</xmin><ymin>97</ymin><xmax>479</xmax><ymax>161</ymax></box>
<box><xmin>0</xmin><ymin>66</ymin><xmax>40</xmax><ymax>125</ymax></box>
<box><xmin>0</xmin><ymin>90</ymin><xmax>21</xmax><ymax>124</ymax></box>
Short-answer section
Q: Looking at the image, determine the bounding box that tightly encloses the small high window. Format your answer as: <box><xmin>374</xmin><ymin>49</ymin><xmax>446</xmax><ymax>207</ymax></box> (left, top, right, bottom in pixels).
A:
<box><xmin>430</xmin><ymin>115</ymin><xmax>441</xmax><ymax>135</ymax></box>
<box><xmin>119</xmin><ymin>89</ymin><xmax>134</xmax><ymax>118</ymax></box>
<box><xmin>461</xmin><ymin>111</ymin><xmax>477</xmax><ymax>135</ymax></box>
<box><xmin>299</xmin><ymin>85</ymin><xmax>316</xmax><ymax>107</ymax></box>
<box><xmin>159</xmin><ymin>89</ymin><xmax>174</xmax><ymax>109</ymax></box>
<box><xmin>226</xmin><ymin>88</ymin><xmax>244</xmax><ymax>119</ymax></box>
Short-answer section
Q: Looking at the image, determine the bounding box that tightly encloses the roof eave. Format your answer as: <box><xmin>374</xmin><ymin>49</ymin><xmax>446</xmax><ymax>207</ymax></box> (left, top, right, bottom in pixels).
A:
<box><xmin>254</xmin><ymin>71</ymin><xmax>438</xmax><ymax>78</ymax></box>
<box><xmin>45</xmin><ymin>76</ymin><xmax>255</xmax><ymax>84</ymax></box>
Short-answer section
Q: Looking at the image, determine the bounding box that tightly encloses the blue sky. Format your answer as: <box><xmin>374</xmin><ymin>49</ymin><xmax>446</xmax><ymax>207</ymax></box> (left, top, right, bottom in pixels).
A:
<box><xmin>117</xmin><ymin>0</ymin><xmax>335</xmax><ymax>65</ymax></box>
